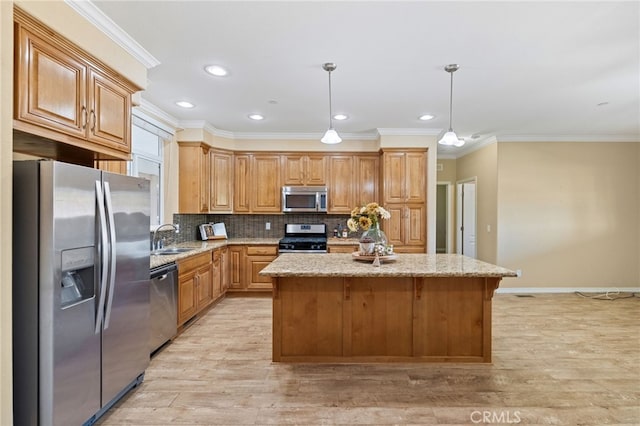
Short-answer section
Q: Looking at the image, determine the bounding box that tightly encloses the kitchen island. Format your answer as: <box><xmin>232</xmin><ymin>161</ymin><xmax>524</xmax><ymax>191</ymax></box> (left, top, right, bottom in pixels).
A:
<box><xmin>260</xmin><ymin>253</ymin><xmax>517</xmax><ymax>363</ymax></box>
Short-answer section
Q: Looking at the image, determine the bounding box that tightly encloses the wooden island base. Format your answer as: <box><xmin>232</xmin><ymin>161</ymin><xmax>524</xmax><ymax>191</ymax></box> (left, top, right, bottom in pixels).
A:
<box><xmin>272</xmin><ymin>276</ymin><xmax>501</xmax><ymax>363</ymax></box>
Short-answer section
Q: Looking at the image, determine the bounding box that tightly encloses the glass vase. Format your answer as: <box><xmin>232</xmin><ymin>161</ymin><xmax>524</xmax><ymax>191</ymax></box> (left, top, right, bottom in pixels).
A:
<box><xmin>358</xmin><ymin>223</ymin><xmax>388</xmax><ymax>255</ymax></box>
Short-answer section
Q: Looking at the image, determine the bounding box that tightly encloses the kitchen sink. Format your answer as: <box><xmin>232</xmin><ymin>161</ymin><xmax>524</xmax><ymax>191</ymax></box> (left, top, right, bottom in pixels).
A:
<box><xmin>152</xmin><ymin>247</ymin><xmax>193</xmax><ymax>256</ymax></box>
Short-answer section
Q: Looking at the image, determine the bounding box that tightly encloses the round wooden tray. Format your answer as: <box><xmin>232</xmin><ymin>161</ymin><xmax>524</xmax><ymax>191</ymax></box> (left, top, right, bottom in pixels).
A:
<box><xmin>351</xmin><ymin>252</ymin><xmax>397</xmax><ymax>262</ymax></box>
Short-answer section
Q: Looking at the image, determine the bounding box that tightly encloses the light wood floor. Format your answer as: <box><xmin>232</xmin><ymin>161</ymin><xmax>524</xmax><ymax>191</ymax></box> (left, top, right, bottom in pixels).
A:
<box><xmin>97</xmin><ymin>293</ymin><xmax>640</xmax><ymax>425</ymax></box>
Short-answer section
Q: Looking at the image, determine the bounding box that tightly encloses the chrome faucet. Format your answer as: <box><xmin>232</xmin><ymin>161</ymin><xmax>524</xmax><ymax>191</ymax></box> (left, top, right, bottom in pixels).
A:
<box><xmin>152</xmin><ymin>223</ymin><xmax>178</xmax><ymax>251</ymax></box>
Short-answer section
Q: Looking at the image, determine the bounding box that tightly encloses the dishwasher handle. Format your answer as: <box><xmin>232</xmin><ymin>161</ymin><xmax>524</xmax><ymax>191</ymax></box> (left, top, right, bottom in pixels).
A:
<box><xmin>151</xmin><ymin>262</ymin><xmax>178</xmax><ymax>279</ymax></box>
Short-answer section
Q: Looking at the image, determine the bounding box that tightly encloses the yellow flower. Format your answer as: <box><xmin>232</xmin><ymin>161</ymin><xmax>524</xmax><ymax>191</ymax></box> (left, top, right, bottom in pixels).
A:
<box><xmin>358</xmin><ymin>216</ymin><xmax>372</xmax><ymax>230</ymax></box>
<box><xmin>347</xmin><ymin>202</ymin><xmax>391</xmax><ymax>233</ymax></box>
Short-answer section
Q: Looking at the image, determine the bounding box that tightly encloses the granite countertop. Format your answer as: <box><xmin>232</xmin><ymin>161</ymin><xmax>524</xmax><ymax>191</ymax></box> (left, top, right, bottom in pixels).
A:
<box><xmin>259</xmin><ymin>253</ymin><xmax>518</xmax><ymax>278</ymax></box>
<box><xmin>150</xmin><ymin>238</ymin><xmax>279</xmax><ymax>269</ymax></box>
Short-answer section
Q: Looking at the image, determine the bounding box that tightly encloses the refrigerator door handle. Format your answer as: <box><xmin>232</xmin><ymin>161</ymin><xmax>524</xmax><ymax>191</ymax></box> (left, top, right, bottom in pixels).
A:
<box><xmin>103</xmin><ymin>181</ymin><xmax>118</xmax><ymax>330</ymax></box>
<box><xmin>95</xmin><ymin>181</ymin><xmax>109</xmax><ymax>334</ymax></box>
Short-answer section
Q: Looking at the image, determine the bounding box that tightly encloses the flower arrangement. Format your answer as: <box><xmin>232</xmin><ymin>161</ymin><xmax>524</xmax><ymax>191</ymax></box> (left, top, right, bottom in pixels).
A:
<box><xmin>346</xmin><ymin>202</ymin><xmax>391</xmax><ymax>233</ymax></box>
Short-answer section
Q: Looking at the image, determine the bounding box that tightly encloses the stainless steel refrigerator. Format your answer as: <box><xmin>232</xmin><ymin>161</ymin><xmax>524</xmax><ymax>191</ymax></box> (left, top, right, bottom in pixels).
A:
<box><xmin>13</xmin><ymin>160</ymin><xmax>151</xmax><ymax>426</ymax></box>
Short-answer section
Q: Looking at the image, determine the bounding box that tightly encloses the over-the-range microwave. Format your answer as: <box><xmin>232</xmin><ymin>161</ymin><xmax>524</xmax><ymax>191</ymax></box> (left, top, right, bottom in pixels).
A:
<box><xmin>282</xmin><ymin>186</ymin><xmax>327</xmax><ymax>213</ymax></box>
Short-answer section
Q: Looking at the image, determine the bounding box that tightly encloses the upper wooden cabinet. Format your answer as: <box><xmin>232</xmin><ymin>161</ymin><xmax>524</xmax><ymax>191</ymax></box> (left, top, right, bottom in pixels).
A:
<box><xmin>327</xmin><ymin>155</ymin><xmax>354</xmax><ymax>214</ymax></box>
<box><xmin>281</xmin><ymin>154</ymin><xmax>327</xmax><ymax>186</ymax></box>
<box><xmin>234</xmin><ymin>153</ymin><xmax>281</xmax><ymax>213</ymax></box>
<box><xmin>381</xmin><ymin>150</ymin><xmax>427</xmax><ymax>204</ymax></box>
<box><xmin>178</xmin><ymin>143</ymin><xmax>233</xmax><ymax>214</ymax></box>
<box><xmin>13</xmin><ymin>9</ymin><xmax>139</xmax><ymax>160</ymax></box>
<box><xmin>209</xmin><ymin>150</ymin><xmax>233</xmax><ymax>213</ymax></box>
<box><xmin>178</xmin><ymin>142</ymin><xmax>210</xmax><ymax>213</ymax></box>
<box><xmin>354</xmin><ymin>155</ymin><xmax>379</xmax><ymax>207</ymax></box>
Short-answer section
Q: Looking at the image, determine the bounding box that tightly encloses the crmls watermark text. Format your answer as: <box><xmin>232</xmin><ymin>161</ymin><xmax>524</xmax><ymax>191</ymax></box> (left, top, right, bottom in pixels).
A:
<box><xmin>470</xmin><ymin>410</ymin><xmax>522</xmax><ymax>424</ymax></box>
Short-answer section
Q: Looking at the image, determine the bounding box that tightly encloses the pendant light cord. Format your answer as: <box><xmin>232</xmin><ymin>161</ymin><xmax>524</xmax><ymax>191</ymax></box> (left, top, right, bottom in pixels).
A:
<box><xmin>448</xmin><ymin>71</ymin><xmax>454</xmax><ymax>132</ymax></box>
<box><xmin>328</xmin><ymin>70</ymin><xmax>333</xmax><ymax>129</ymax></box>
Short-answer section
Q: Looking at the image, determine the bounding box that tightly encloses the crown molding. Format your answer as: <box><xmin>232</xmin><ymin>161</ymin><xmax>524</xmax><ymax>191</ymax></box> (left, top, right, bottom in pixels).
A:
<box><xmin>496</xmin><ymin>134</ymin><xmax>640</xmax><ymax>143</ymax></box>
<box><xmin>65</xmin><ymin>0</ymin><xmax>160</xmax><ymax>69</ymax></box>
<box><xmin>135</xmin><ymin>100</ymin><xmax>180</xmax><ymax>131</ymax></box>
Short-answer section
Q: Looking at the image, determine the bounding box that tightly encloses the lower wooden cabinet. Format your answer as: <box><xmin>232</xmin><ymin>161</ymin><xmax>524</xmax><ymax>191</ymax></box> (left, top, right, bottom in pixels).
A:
<box><xmin>327</xmin><ymin>244</ymin><xmax>358</xmax><ymax>253</ymax></box>
<box><xmin>177</xmin><ymin>251</ymin><xmax>214</xmax><ymax>327</ymax></box>
<box><xmin>228</xmin><ymin>245</ymin><xmax>278</xmax><ymax>292</ymax></box>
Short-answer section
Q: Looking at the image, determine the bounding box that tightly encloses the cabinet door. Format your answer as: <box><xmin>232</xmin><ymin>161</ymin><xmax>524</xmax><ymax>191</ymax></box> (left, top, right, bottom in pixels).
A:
<box><xmin>220</xmin><ymin>247</ymin><xmax>230</xmax><ymax>292</ymax></box>
<box><xmin>233</xmin><ymin>155</ymin><xmax>250</xmax><ymax>212</ymax></box>
<box><xmin>246</xmin><ymin>256</ymin><xmax>275</xmax><ymax>290</ymax></box>
<box><xmin>328</xmin><ymin>155</ymin><xmax>354</xmax><ymax>213</ymax></box>
<box><xmin>382</xmin><ymin>152</ymin><xmax>406</xmax><ymax>204</ymax></box>
<box><xmin>252</xmin><ymin>155</ymin><xmax>281</xmax><ymax>212</ymax></box>
<box><xmin>405</xmin><ymin>152</ymin><xmax>426</xmax><ymax>203</ymax></box>
<box><xmin>306</xmin><ymin>155</ymin><xmax>327</xmax><ymax>185</ymax></box>
<box><xmin>195</xmin><ymin>263</ymin><xmax>213</xmax><ymax>310</ymax></box>
<box><xmin>382</xmin><ymin>204</ymin><xmax>405</xmax><ymax>248</ymax></box>
<box><xmin>211</xmin><ymin>249</ymin><xmax>222</xmax><ymax>300</ymax></box>
<box><xmin>177</xmin><ymin>272</ymin><xmax>197</xmax><ymax>326</ymax></box>
<box><xmin>405</xmin><ymin>204</ymin><xmax>427</xmax><ymax>249</ymax></box>
<box><xmin>210</xmin><ymin>151</ymin><xmax>233</xmax><ymax>212</ymax></box>
<box><xmin>87</xmin><ymin>69</ymin><xmax>131</xmax><ymax>152</ymax></box>
<box><xmin>16</xmin><ymin>26</ymin><xmax>87</xmax><ymax>138</ymax></box>
<box><xmin>355</xmin><ymin>155</ymin><xmax>379</xmax><ymax>207</ymax></box>
<box><xmin>229</xmin><ymin>246</ymin><xmax>244</xmax><ymax>289</ymax></box>
<box><xmin>179</xmin><ymin>143</ymin><xmax>210</xmax><ymax>213</ymax></box>
<box><xmin>281</xmin><ymin>155</ymin><xmax>305</xmax><ymax>186</ymax></box>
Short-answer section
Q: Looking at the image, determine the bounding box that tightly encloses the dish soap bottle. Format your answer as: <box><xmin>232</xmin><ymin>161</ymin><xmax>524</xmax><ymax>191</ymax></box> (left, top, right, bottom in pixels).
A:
<box><xmin>337</xmin><ymin>223</ymin><xmax>343</xmax><ymax>238</ymax></box>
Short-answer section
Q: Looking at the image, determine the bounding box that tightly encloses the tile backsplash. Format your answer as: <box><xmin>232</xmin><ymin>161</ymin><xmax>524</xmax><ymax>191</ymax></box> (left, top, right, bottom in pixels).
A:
<box><xmin>169</xmin><ymin>213</ymin><xmax>357</xmax><ymax>242</ymax></box>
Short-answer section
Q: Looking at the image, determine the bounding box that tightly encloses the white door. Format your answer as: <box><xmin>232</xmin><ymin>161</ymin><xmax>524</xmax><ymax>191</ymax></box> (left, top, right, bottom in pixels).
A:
<box><xmin>456</xmin><ymin>180</ymin><xmax>477</xmax><ymax>258</ymax></box>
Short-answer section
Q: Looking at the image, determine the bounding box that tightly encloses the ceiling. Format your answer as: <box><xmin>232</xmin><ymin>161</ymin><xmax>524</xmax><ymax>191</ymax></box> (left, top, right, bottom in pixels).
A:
<box><xmin>86</xmin><ymin>1</ymin><xmax>639</xmax><ymax>154</ymax></box>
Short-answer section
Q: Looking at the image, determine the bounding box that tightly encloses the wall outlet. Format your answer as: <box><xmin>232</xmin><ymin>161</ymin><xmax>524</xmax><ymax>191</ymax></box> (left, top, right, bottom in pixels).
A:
<box><xmin>516</xmin><ymin>269</ymin><xmax>522</xmax><ymax>277</ymax></box>
<box><xmin>265</xmin><ymin>222</ymin><xmax>271</xmax><ymax>230</ymax></box>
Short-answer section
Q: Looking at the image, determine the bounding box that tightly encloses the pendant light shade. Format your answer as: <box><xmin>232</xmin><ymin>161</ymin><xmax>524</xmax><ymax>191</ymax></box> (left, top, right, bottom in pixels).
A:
<box><xmin>438</xmin><ymin>64</ymin><xmax>465</xmax><ymax>147</ymax></box>
<box><xmin>321</xmin><ymin>128</ymin><xmax>342</xmax><ymax>144</ymax></box>
<box><xmin>321</xmin><ymin>62</ymin><xmax>342</xmax><ymax>144</ymax></box>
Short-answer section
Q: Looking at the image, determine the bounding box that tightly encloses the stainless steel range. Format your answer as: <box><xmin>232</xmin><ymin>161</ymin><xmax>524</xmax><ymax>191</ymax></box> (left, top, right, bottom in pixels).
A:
<box><xmin>278</xmin><ymin>223</ymin><xmax>327</xmax><ymax>253</ymax></box>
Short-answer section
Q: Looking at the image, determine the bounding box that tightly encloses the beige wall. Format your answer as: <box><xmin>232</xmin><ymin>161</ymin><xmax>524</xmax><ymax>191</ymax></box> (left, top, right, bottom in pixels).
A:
<box><xmin>1</xmin><ymin>2</ymin><xmax>13</xmax><ymax>422</ymax></box>
<box><xmin>497</xmin><ymin>142</ymin><xmax>640</xmax><ymax>288</ymax></box>
<box><xmin>456</xmin><ymin>143</ymin><xmax>499</xmax><ymax>263</ymax></box>
<box><xmin>437</xmin><ymin>159</ymin><xmax>457</xmax><ymax>183</ymax></box>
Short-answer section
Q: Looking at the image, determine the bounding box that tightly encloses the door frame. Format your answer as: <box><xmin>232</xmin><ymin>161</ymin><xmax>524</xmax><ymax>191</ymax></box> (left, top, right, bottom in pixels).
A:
<box><xmin>456</xmin><ymin>177</ymin><xmax>477</xmax><ymax>257</ymax></box>
<box><xmin>436</xmin><ymin>181</ymin><xmax>454</xmax><ymax>253</ymax></box>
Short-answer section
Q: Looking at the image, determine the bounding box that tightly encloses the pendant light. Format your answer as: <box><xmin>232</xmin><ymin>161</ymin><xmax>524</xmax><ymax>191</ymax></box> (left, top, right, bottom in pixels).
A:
<box><xmin>320</xmin><ymin>62</ymin><xmax>342</xmax><ymax>144</ymax></box>
<box><xmin>438</xmin><ymin>64</ymin><xmax>465</xmax><ymax>147</ymax></box>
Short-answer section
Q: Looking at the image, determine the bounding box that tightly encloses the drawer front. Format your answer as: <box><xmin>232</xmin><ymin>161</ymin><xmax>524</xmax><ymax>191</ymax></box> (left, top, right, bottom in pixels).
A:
<box><xmin>177</xmin><ymin>251</ymin><xmax>210</xmax><ymax>271</ymax></box>
<box><xmin>246</xmin><ymin>245</ymin><xmax>277</xmax><ymax>256</ymax></box>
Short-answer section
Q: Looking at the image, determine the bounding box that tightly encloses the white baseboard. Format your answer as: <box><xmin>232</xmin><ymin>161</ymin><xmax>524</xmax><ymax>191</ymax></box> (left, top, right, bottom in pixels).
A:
<box><xmin>496</xmin><ymin>287</ymin><xmax>640</xmax><ymax>294</ymax></box>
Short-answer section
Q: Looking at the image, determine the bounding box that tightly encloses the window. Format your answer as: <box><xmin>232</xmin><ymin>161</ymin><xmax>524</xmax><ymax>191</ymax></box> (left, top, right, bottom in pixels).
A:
<box><xmin>129</xmin><ymin>115</ymin><xmax>172</xmax><ymax>228</ymax></box>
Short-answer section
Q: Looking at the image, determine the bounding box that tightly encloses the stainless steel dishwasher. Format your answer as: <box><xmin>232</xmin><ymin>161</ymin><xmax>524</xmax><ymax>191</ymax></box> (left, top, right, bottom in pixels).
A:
<box><xmin>150</xmin><ymin>262</ymin><xmax>178</xmax><ymax>355</ymax></box>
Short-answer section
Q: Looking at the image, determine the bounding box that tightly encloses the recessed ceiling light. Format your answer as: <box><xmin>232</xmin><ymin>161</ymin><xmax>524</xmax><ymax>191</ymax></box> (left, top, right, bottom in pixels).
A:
<box><xmin>176</xmin><ymin>101</ymin><xmax>195</xmax><ymax>108</ymax></box>
<box><xmin>204</xmin><ymin>65</ymin><xmax>228</xmax><ymax>77</ymax></box>
<box><xmin>333</xmin><ymin>114</ymin><xmax>348</xmax><ymax>120</ymax></box>
<box><xmin>419</xmin><ymin>114</ymin><xmax>435</xmax><ymax>121</ymax></box>
<box><xmin>248</xmin><ymin>114</ymin><xmax>264</xmax><ymax>120</ymax></box>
